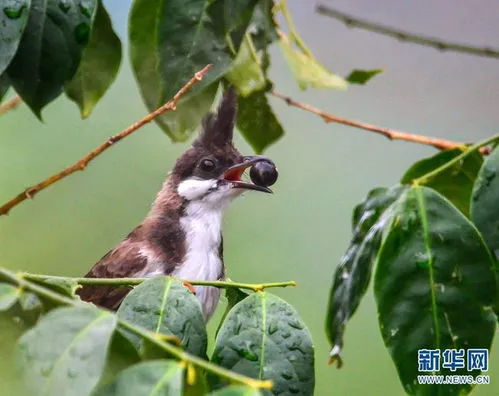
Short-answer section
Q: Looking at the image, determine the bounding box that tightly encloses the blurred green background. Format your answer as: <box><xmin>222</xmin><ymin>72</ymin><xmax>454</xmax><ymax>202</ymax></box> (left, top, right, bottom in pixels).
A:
<box><xmin>1</xmin><ymin>1</ymin><xmax>499</xmax><ymax>395</ymax></box>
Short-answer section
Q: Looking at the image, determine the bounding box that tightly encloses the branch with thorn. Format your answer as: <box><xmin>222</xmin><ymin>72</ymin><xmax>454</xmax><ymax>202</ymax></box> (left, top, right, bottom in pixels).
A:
<box><xmin>271</xmin><ymin>91</ymin><xmax>490</xmax><ymax>154</ymax></box>
<box><xmin>0</xmin><ymin>65</ymin><xmax>213</xmax><ymax>217</ymax></box>
<box><xmin>316</xmin><ymin>5</ymin><xmax>499</xmax><ymax>60</ymax></box>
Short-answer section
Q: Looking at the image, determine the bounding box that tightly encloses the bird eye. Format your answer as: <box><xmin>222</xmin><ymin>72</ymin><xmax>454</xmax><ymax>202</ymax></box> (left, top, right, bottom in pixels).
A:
<box><xmin>200</xmin><ymin>158</ymin><xmax>216</xmax><ymax>171</ymax></box>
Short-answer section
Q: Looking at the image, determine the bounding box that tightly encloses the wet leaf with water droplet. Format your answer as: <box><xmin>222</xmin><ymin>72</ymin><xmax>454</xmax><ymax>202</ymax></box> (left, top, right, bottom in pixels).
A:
<box><xmin>6</xmin><ymin>0</ymin><xmax>97</xmax><ymax>117</ymax></box>
<box><xmin>0</xmin><ymin>283</ymin><xmax>18</xmax><ymax>311</ymax></box>
<box><xmin>65</xmin><ymin>1</ymin><xmax>121</xmax><ymax>117</ymax></box>
<box><xmin>375</xmin><ymin>186</ymin><xmax>497</xmax><ymax>395</ymax></box>
<box><xmin>210</xmin><ymin>292</ymin><xmax>314</xmax><ymax>395</ymax></box>
<box><xmin>117</xmin><ymin>277</ymin><xmax>207</xmax><ymax>358</ymax></box>
<box><xmin>326</xmin><ymin>185</ymin><xmax>405</xmax><ymax>367</ymax></box>
<box><xmin>216</xmin><ymin>287</ymin><xmax>250</xmax><ymax>338</ymax></box>
<box><xmin>472</xmin><ymin>145</ymin><xmax>499</xmax><ymax>253</ymax></box>
<box><xmin>401</xmin><ymin>148</ymin><xmax>483</xmax><ymax>217</ymax></box>
<box><xmin>129</xmin><ymin>0</ymin><xmax>259</xmax><ymax>141</ymax></box>
<box><xmin>92</xmin><ymin>360</ymin><xmax>184</xmax><ymax>396</ymax></box>
<box><xmin>0</xmin><ymin>0</ymin><xmax>31</xmax><ymax>75</ymax></box>
<box><xmin>17</xmin><ymin>306</ymin><xmax>116</xmax><ymax>396</ymax></box>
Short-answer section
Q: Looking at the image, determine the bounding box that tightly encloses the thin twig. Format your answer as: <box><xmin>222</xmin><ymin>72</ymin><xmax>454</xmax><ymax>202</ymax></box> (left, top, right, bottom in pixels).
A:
<box><xmin>0</xmin><ymin>267</ymin><xmax>272</xmax><ymax>389</ymax></box>
<box><xmin>316</xmin><ymin>5</ymin><xmax>499</xmax><ymax>60</ymax></box>
<box><xmin>22</xmin><ymin>273</ymin><xmax>297</xmax><ymax>292</ymax></box>
<box><xmin>271</xmin><ymin>90</ymin><xmax>490</xmax><ymax>154</ymax></box>
<box><xmin>0</xmin><ymin>96</ymin><xmax>22</xmax><ymax>116</ymax></box>
<box><xmin>0</xmin><ymin>65</ymin><xmax>212</xmax><ymax>217</ymax></box>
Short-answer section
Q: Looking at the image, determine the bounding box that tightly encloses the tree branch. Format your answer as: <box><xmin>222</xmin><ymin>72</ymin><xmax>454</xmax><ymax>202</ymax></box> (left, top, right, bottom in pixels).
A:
<box><xmin>21</xmin><ymin>273</ymin><xmax>297</xmax><ymax>292</ymax></box>
<box><xmin>0</xmin><ymin>267</ymin><xmax>272</xmax><ymax>390</ymax></box>
<box><xmin>316</xmin><ymin>5</ymin><xmax>499</xmax><ymax>60</ymax></box>
<box><xmin>271</xmin><ymin>90</ymin><xmax>490</xmax><ymax>154</ymax></box>
<box><xmin>0</xmin><ymin>65</ymin><xmax>213</xmax><ymax>217</ymax></box>
<box><xmin>0</xmin><ymin>96</ymin><xmax>22</xmax><ymax>116</ymax></box>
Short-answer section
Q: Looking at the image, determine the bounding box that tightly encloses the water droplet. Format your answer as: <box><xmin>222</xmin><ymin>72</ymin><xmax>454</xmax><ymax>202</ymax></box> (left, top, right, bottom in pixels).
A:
<box><xmin>281</xmin><ymin>371</ymin><xmax>293</xmax><ymax>380</ymax></box>
<box><xmin>3</xmin><ymin>2</ymin><xmax>26</xmax><ymax>19</ymax></box>
<box><xmin>288</xmin><ymin>319</ymin><xmax>303</xmax><ymax>330</ymax></box>
<box><xmin>268</xmin><ymin>323</ymin><xmax>278</xmax><ymax>335</ymax></box>
<box><xmin>281</xmin><ymin>330</ymin><xmax>291</xmax><ymax>339</ymax></box>
<box><xmin>74</xmin><ymin>23</ymin><xmax>90</xmax><ymax>44</ymax></box>
<box><xmin>341</xmin><ymin>271</ymin><xmax>349</xmax><ymax>280</ymax></box>
<box><xmin>78</xmin><ymin>0</ymin><xmax>93</xmax><ymax>18</ymax></box>
<box><xmin>289</xmin><ymin>385</ymin><xmax>300</xmax><ymax>394</ymax></box>
<box><xmin>236</xmin><ymin>341</ymin><xmax>258</xmax><ymax>361</ymax></box>
<box><xmin>390</xmin><ymin>328</ymin><xmax>399</xmax><ymax>337</ymax></box>
<box><xmin>415</xmin><ymin>251</ymin><xmax>432</xmax><ymax>268</ymax></box>
<box><xmin>58</xmin><ymin>0</ymin><xmax>70</xmax><ymax>13</ymax></box>
<box><xmin>435</xmin><ymin>283</ymin><xmax>445</xmax><ymax>293</ymax></box>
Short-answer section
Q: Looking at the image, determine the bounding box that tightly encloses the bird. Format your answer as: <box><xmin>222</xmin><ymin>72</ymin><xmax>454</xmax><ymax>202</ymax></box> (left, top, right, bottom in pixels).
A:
<box><xmin>77</xmin><ymin>88</ymin><xmax>275</xmax><ymax>321</ymax></box>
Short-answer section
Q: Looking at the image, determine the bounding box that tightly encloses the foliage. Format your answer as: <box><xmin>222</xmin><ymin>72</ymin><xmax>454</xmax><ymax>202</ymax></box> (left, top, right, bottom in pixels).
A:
<box><xmin>326</xmin><ymin>140</ymin><xmax>499</xmax><ymax>395</ymax></box>
<box><xmin>0</xmin><ymin>0</ymin><xmax>379</xmax><ymax>152</ymax></box>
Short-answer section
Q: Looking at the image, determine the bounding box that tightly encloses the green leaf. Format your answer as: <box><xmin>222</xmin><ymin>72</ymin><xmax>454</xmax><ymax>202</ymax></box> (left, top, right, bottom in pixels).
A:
<box><xmin>0</xmin><ymin>0</ymin><xmax>31</xmax><ymax>75</ymax></box>
<box><xmin>279</xmin><ymin>34</ymin><xmax>347</xmax><ymax>91</ymax></box>
<box><xmin>345</xmin><ymin>69</ymin><xmax>383</xmax><ymax>85</ymax></box>
<box><xmin>401</xmin><ymin>148</ymin><xmax>483</xmax><ymax>217</ymax></box>
<box><xmin>17</xmin><ymin>306</ymin><xmax>117</xmax><ymax>396</ymax></box>
<box><xmin>117</xmin><ymin>277</ymin><xmax>208</xmax><ymax>358</ymax></box>
<box><xmin>210</xmin><ymin>292</ymin><xmax>314</xmax><ymax>395</ymax></box>
<box><xmin>471</xmin><ymin>146</ymin><xmax>499</xmax><ymax>252</ymax></box>
<box><xmin>248</xmin><ymin>0</ymin><xmax>278</xmax><ymax>51</ymax></box>
<box><xmin>236</xmin><ymin>89</ymin><xmax>284</xmax><ymax>153</ymax></box>
<box><xmin>216</xmin><ymin>287</ymin><xmax>250</xmax><ymax>337</ymax></box>
<box><xmin>6</xmin><ymin>0</ymin><xmax>98</xmax><ymax>117</ymax></box>
<box><xmin>374</xmin><ymin>186</ymin><xmax>497</xmax><ymax>395</ymax></box>
<box><xmin>65</xmin><ymin>1</ymin><xmax>121</xmax><ymax>118</ymax></box>
<box><xmin>92</xmin><ymin>360</ymin><xmax>184</xmax><ymax>396</ymax></box>
<box><xmin>209</xmin><ymin>385</ymin><xmax>262</xmax><ymax>395</ymax></box>
<box><xmin>326</xmin><ymin>185</ymin><xmax>406</xmax><ymax>367</ymax></box>
<box><xmin>0</xmin><ymin>283</ymin><xmax>18</xmax><ymax>310</ymax></box>
<box><xmin>129</xmin><ymin>0</ymin><xmax>259</xmax><ymax>140</ymax></box>
<box><xmin>226</xmin><ymin>34</ymin><xmax>266</xmax><ymax>97</ymax></box>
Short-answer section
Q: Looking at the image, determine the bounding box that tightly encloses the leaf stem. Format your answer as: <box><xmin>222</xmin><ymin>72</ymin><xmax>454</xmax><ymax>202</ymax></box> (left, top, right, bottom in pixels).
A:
<box><xmin>279</xmin><ymin>0</ymin><xmax>314</xmax><ymax>58</ymax></box>
<box><xmin>21</xmin><ymin>273</ymin><xmax>297</xmax><ymax>292</ymax></box>
<box><xmin>412</xmin><ymin>134</ymin><xmax>499</xmax><ymax>185</ymax></box>
<box><xmin>0</xmin><ymin>267</ymin><xmax>273</xmax><ymax>389</ymax></box>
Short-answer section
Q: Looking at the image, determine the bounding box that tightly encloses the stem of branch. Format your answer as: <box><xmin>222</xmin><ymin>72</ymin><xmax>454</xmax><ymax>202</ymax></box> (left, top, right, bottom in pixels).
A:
<box><xmin>0</xmin><ymin>65</ymin><xmax>212</xmax><ymax>217</ymax></box>
<box><xmin>0</xmin><ymin>96</ymin><xmax>22</xmax><ymax>116</ymax></box>
<box><xmin>21</xmin><ymin>273</ymin><xmax>297</xmax><ymax>292</ymax></box>
<box><xmin>0</xmin><ymin>267</ymin><xmax>272</xmax><ymax>389</ymax></box>
<box><xmin>412</xmin><ymin>134</ymin><xmax>499</xmax><ymax>185</ymax></box>
<box><xmin>271</xmin><ymin>90</ymin><xmax>490</xmax><ymax>154</ymax></box>
<box><xmin>316</xmin><ymin>5</ymin><xmax>499</xmax><ymax>59</ymax></box>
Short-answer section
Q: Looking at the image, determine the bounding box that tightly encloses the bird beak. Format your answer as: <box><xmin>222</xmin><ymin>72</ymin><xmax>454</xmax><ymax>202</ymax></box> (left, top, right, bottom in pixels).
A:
<box><xmin>221</xmin><ymin>156</ymin><xmax>273</xmax><ymax>193</ymax></box>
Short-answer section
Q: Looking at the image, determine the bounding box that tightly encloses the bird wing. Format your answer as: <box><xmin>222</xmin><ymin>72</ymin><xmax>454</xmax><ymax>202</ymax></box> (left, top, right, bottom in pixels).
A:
<box><xmin>77</xmin><ymin>238</ymin><xmax>147</xmax><ymax>311</ymax></box>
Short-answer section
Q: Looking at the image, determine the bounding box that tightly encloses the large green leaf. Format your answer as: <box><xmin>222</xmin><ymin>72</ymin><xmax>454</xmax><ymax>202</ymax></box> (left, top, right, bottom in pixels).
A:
<box><xmin>210</xmin><ymin>292</ymin><xmax>314</xmax><ymax>395</ymax></box>
<box><xmin>6</xmin><ymin>0</ymin><xmax>97</xmax><ymax>117</ymax></box>
<box><xmin>0</xmin><ymin>283</ymin><xmax>18</xmax><ymax>310</ymax></box>
<box><xmin>471</xmin><ymin>146</ymin><xmax>499</xmax><ymax>253</ymax></box>
<box><xmin>117</xmin><ymin>277</ymin><xmax>207</xmax><ymax>358</ymax></box>
<box><xmin>0</xmin><ymin>73</ymin><xmax>10</xmax><ymax>102</ymax></box>
<box><xmin>209</xmin><ymin>385</ymin><xmax>262</xmax><ymax>395</ymax></box>
<box><xmin>216</xmin><ymin>287</ymin><xmax>250</xmax><ymax>337</ymax></box>
<box><xmin>401</xmin><ymin>148</ymin><xmax>483</xmax><ymax>217</ymax></box>
<box><xmin>17</xmin><ymin>306</ymin><xmax>117</xmax><ymax>396</ymax></box>
<box><xmin>65</xmin><ymin>1</ymin><xmax>121</xmax><ymax>118</ymax></box>
<box><xmin>236</xmin><ymin>88</ymin><xmax>284</xmax><ymax>153</ymax></box>
<box><xmin>92</xmin><ymin>360</ymin><xmax>184</xmax><ymax>396</ymax></box>
<box><xmin>375</xmin><ymin>186</ymin><xmax>497</xmax><ymax>395</ymax></box>
<box><xmin>248</xmin><ymin>0</ymin><xmax>278</xmax><ymax>51</ymax></box>
<box><xmin>279</xmin><ymin>34</ymin><xmax>347</xmax><ymax>91</ymax></box>
<box><xmin>0</xmin><ymin>0</ymin><xmax>31</xmax><ymax>75</ymax></box>
<box><xmin>129</xmin><ymin>0</ymin><xmax>259</xmax><ymax>140</ymax></box>
<box><xmin>326</xmin><ymin>185</ymin><xmax>406</xmax><ymax>367</ymax></box>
